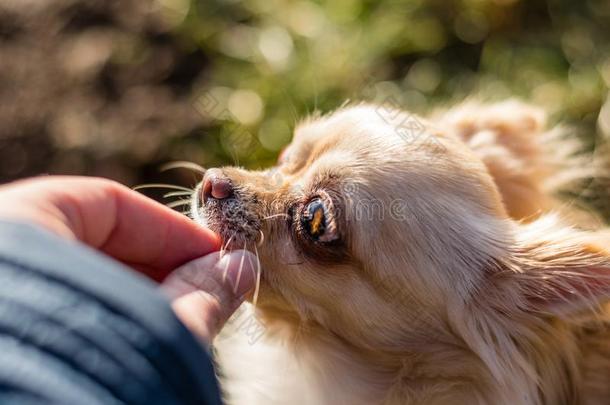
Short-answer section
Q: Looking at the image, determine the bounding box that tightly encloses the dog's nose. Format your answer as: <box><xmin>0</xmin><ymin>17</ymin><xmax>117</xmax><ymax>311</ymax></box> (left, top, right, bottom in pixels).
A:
<box><xmin>202</xmin><ymin>168</ymin><xmax>233</xmax><ymax>203</ymax></box>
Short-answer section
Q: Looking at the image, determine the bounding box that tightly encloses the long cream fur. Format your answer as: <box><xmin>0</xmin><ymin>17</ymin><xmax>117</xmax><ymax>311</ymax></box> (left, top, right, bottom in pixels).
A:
<box><xmin>193</xmin><ymin>100</ymin><xmax>610</xmax><ymax>405</ymax></box>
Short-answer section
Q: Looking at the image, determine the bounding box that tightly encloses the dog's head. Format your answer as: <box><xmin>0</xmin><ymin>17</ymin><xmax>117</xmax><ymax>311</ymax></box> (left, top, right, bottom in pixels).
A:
<box><xmin>191</xmin><ymin>104</ymin><xmax>610</xmax><ymax>379</ymax></box>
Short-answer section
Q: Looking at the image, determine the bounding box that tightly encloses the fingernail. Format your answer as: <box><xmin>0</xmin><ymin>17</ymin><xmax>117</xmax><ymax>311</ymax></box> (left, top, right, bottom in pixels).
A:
<box><xmin>215</xmin><ymin>250</ymin><xmax>258</xmax><ymax>298</ymax></box>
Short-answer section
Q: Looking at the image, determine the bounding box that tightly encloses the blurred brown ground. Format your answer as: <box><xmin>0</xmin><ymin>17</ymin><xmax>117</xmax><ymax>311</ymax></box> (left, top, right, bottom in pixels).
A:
<box><xmin>0</xmin><ymin>0</ymin><xmax>212</xmax><ymax>198</ymax></box>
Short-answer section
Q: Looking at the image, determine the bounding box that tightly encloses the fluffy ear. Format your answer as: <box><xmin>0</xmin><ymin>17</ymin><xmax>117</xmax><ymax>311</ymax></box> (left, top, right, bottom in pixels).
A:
<box><xmin>499</xmin><ymin>215</ymin><xmax>610</xmax><ymax>318</ymax></box>
<box><xmin>438</xmin><ymin>100</ymin><xmax>553</xmax><ymax>220</ymax></box>
<box><xmin>438</xmin><ymin>100</ymin><xmax>594</xmax><ymax>224</ymax></box>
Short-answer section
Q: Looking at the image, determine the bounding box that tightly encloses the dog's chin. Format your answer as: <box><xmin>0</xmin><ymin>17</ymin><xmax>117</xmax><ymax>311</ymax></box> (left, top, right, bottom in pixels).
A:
<box><xmin>190</xmin><ymin>189</ymin><xmax>259</xmax><ymax>250</ymax></box>
<box><xmin>200</xmin><ymin>211</ymin><xmax>255</xmax><ymax>251</ymax></box>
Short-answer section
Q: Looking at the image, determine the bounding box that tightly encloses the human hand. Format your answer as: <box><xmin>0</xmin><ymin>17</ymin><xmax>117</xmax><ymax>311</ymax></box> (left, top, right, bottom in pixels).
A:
<box><xmin>0</xmin><ymin>175</ymin><xmax>256</xmax><ymax>342</ymax></box>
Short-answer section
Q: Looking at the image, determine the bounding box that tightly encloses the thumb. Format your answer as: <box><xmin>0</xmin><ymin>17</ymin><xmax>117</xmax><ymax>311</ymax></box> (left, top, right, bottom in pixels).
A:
<box><xmin>160</xmin><ymin>250</ymin><xmax>258</xmax><ymax>343</ymax></box>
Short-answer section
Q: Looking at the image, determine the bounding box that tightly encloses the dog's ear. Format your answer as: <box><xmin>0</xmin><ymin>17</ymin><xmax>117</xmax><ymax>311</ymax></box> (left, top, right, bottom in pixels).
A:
<box><xmin>497</xmin><ymin>215</ymin><xmax>610</xmax><ymax>318</ymax></box>
<box><xmin>438</xmin><ymin>100</ymin><xmax>554</xmax><ymax>220</ymax></box>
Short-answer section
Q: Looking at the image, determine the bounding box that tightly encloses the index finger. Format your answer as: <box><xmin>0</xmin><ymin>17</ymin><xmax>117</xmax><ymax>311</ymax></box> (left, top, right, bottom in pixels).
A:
<box><xmin>0</xmin><ymin>176</ymin><xmax>220</xmax><ymax>281</ymax></box>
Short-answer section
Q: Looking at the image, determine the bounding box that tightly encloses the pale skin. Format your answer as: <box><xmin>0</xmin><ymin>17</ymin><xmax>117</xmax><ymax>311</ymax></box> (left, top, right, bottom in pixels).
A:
<box><xmin>0</xmin><ymin>175</ymin><xmax>257</xmax><ymax>343</ymax></box>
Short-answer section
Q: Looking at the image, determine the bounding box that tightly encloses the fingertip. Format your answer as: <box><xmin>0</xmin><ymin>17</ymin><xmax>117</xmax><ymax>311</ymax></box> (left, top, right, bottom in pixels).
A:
<box><xmin>165</xmin><ymin>250</ymin><xmax>259</xmax><ymax>342</ymax></box>
<box><xmin>193</xmin><ymin>224</ymin><xmax>223</xmax><ymax>253</ymax></box>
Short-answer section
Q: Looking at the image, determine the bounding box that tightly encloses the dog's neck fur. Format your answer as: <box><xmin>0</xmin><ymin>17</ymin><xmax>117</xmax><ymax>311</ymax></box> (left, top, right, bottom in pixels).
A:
<box><xmin>247</xmin><ymin>295</ymin><xmax>589</xmax><ymax>405</ymax></box>
<box><xmin>217</xmin><ymin>230</ymin><xmax>610</xmax><ymax>405</ymax></box>
<box><xmin>262</xmin><ymin>302</ymin><xmax>581</xmax><ymax>405</ymax></box>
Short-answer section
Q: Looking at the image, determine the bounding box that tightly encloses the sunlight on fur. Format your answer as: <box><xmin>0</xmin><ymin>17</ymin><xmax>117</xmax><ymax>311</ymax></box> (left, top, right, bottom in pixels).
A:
<box><xmin>188</xmin><ymin>100</ymin><xmax>610</xmax><ymax>405</ymax></box>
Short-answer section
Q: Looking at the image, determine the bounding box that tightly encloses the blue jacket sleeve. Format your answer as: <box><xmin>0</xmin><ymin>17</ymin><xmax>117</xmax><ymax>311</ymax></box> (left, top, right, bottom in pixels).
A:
<box><xmin>0</xmin><ymin>221</ymin><xmax>222</xmax><ymax>405</ymax></box>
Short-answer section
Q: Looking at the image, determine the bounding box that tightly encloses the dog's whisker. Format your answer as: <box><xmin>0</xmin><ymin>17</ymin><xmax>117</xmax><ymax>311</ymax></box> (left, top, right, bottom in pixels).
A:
<box><xmin>222</xmin><ymin>245</ymin><xmax>232</xmax><ymax>284</ymax></box>
<box><xmin>160</xmin><ymin>161</ymin><xmax>207</xmax><ymax>175</ymax></box>
<box><xmin>232</xmin><ymin>241</ymin><xmax>247</xmax><ymax>296</ymax></box>
<box><xmin>261</xmin><ymin>213</ymin><xmax>291</xmax><ymax>221</ymax></box>
<box><xmin>221</xmin><ymin>233</ymin><xmax>236</xmax><ymax>257</ymax></box>
<box><xmin>252</xmin><ymin>244</ymin><xmax>262</xmax><ymax>308</ymax></box>
<box><xmin>257</xmin><ymin>230</ymin><xmax>265</xmax><ymax>247</ymax></box>
<box><xmin>133</xmin><ymin>183</ymin><xmax>193</xmax><ymax>192</ymax></box>
<box><xmin>166</xmin><ymin>199</ymin><xmax>192</xmax><ymax>209</ymax></box>
<box><xmin>219</xmin><ymin>236</ymin><xmax>228</xmax><ymax>258</ymax></box>
<box><xmin>163</xmin><ymin>191</ymin><xmax>194</xmax><ymax>198</ymax></box>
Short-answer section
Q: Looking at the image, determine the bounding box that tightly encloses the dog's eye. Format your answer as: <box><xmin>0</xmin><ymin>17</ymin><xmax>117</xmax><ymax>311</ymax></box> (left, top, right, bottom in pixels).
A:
<box><xmin>302</xmin><ymin>199</ymin><xmax>325</xmax><ymax>238</ymax></box>
<box><xmin>301</xmin><ymin>197</ymin><xmax>338</xmax><ymax>242</ymax></box>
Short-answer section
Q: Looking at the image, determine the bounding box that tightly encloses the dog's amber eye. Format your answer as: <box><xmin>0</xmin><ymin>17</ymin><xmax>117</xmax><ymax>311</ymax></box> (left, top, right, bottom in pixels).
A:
<box><xmin>302</xmin><ymin>199</ymin><xmax>326</xmax><ymax>238</ymax></box>
<box><xmin>301</xmin><ymin>197</ymin><xmax>337</xmax><ymax>242</ymax></box>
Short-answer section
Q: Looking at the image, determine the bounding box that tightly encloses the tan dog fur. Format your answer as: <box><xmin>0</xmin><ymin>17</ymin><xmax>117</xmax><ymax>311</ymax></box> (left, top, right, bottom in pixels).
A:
<box><xmin>191</xmin><ymin>101</ymin><xmax>610</xmax><ymax>405</ymax></box>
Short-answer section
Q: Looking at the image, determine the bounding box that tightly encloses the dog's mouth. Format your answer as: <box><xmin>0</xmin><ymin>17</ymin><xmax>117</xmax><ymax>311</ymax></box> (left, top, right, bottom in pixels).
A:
<box><xmin>190</xmin><ymin>181</ymin><xmax>261</xmax><ymax>251</ymax></box>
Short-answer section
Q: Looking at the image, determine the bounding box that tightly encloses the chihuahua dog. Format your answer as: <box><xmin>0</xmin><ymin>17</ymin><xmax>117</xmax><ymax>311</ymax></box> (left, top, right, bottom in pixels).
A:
<box><xmin>190</xmin><ymin>101</ymin><xmax>610</xmax><ymax>405</ymax></box>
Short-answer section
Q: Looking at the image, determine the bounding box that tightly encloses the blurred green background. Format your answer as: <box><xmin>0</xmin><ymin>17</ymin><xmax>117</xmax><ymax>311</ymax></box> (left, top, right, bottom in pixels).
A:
<box><xmin>0</xmin><ymin>0</ymin><xmax>609</xmax><ymax>213</ymax></box>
